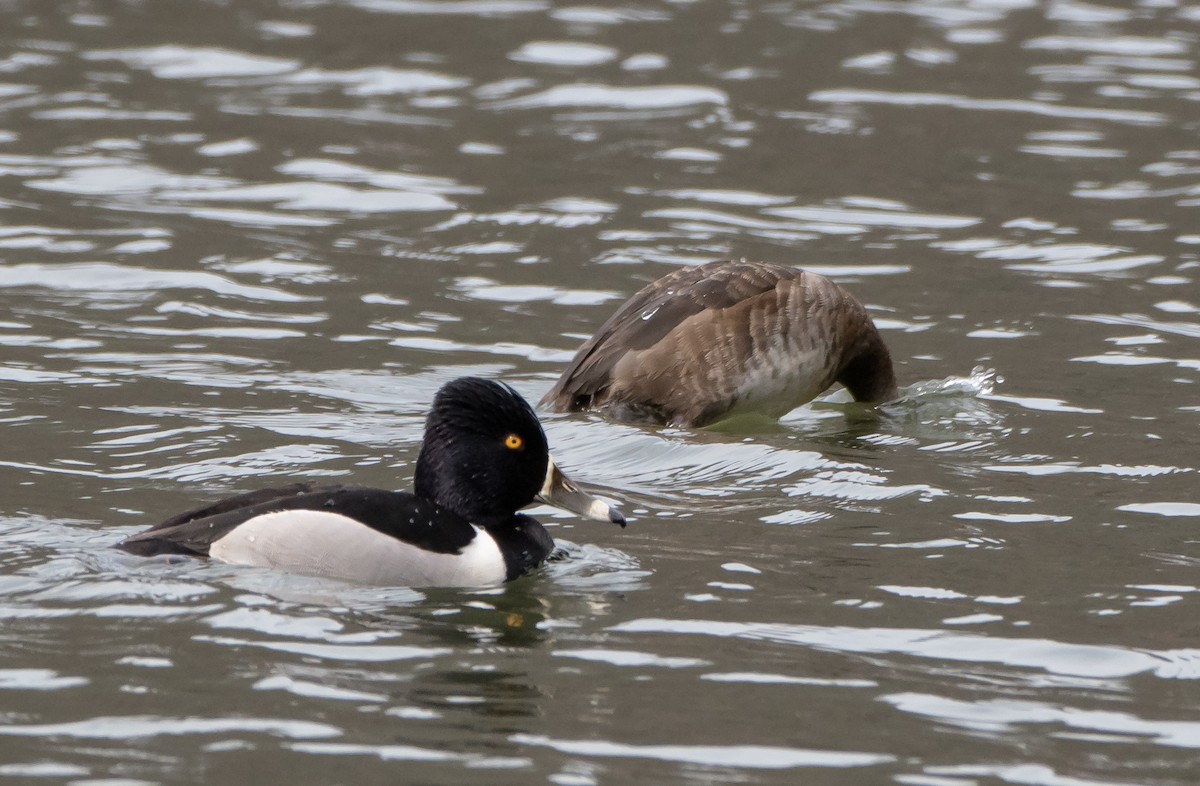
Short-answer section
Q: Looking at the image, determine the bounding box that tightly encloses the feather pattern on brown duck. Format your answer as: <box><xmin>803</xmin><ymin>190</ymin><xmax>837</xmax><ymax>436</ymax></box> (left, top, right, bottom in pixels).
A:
<box><xmin>540</xmin><ymin>260</ymin><xmax>899</xmax><ymax>427</ymax></box>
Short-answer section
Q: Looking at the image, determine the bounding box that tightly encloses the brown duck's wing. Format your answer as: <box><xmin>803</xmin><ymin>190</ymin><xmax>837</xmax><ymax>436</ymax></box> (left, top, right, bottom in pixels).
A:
<box><xmin>542</xmin><ymin>260</ymin><xmax>802</xmax><ymax>413</ymax></box>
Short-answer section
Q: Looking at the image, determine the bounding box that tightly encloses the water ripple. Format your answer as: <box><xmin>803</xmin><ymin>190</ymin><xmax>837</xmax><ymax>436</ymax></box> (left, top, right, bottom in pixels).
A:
<box><xmin>194</xmin><ymin>635</ymin><xmax>450</xmax><ymax>663</ymax></box>
<box><xmin>810</xmin><ymin>88</ymin><xmax>1168</xmax><ymax>125</ymax></box>
<box><xmin>511</xmin><ymin>734</ymin><xmax>894</xmax><ymax>769</ymax></box>
<box><xmin>488</xmin><ymin>84</ymin><xmax>728</xmax><ymax>111</ymax></box>
<box><xmin>886</xmin><ymin>692</ymin><xmax>1200</xmax><ymax>749</ymax></box>
<box><xmin>611</xmin><ymin>618</ymin><xmax>1195</xmax><ymax>681</ymax></box>
<box><xmin>0</xmin><ymin>715</ymin><xmax>339</xmax><ymax>740</ymax></box>
<box><xmin>509</xmin><ymin>41</ymin><xmax>619</xmax><ymax>67</ymax></box>
<box><xmin>0</xmin><ymin>262</ymin><xmax>310</xmax><ymax>301</ymax></box>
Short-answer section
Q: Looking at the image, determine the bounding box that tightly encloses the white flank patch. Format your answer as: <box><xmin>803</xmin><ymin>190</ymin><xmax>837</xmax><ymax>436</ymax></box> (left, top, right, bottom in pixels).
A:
<box><xmin>209</xmin><ymin>510</ymin><xmax>507</xmax><ymax>588</ymax></box>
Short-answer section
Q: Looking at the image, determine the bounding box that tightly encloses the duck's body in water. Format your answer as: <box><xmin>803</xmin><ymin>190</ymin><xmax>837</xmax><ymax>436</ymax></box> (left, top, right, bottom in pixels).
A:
<box><xmin>119</xmin><ymin>378</ymin><xmax>625</xmax><ymax>587</ymax></box>
<box><xmin>541</xmin><ymin>260</ymin><xmax>899</xmax><ymax>428</ymax></box>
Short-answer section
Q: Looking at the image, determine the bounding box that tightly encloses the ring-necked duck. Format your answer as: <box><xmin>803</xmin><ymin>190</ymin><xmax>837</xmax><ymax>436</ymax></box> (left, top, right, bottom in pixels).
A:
<box><xmin>118</xmin><ymin>377</ymin><xmax>625</xmax><ymax>587</ymax></box>
<box><xmin>541</xmin><ymin>260</ymin><xmax>899</xmax><ymax>427</ymax></box>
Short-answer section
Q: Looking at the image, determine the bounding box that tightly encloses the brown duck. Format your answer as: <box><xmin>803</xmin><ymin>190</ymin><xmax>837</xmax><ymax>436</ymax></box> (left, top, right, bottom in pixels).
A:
<box><xmin>541</xmin><ymin>260</ymin><xmax>899</xmax><ymax>427</ymax></box>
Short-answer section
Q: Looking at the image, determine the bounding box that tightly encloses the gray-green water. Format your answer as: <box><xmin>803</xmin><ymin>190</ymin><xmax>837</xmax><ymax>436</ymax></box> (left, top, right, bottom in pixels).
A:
<box><xmin>1</xmin><ymin>1</ymin><xmax>1198</xmax><ymax>783</ymax></box>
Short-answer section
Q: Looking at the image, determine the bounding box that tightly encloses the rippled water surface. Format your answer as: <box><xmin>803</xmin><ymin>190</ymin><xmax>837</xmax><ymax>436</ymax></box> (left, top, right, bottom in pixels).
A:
<box><xmin>1</xmin><ymin>0</ymin><xmax>1199</xmax><ymax>783</ymax></box>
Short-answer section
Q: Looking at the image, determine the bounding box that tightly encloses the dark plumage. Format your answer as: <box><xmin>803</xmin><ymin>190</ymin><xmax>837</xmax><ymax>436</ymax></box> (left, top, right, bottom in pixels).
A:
<box><xmin>541</xmin><ymin>260</ymin><xmax>899</xmax><ymax>427</ymax></box>
<box><xmin>118</xmin><ymin>378</ymin><xmax>625</xmax><ymax>587</ymax></box>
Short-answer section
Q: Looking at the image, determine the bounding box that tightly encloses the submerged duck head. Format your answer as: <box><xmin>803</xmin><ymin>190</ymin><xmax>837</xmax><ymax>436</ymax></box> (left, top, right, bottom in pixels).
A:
<box><xmin>415</xmin><ymin>377</ymin><xmax>625</xmax><ymax>528</ymax></box>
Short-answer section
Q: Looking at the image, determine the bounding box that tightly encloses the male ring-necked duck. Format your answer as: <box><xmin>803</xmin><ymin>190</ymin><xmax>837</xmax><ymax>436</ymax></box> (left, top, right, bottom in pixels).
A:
<box><xmin>541</xmin><ymin>260</ymin><xmax>899</xmax><ymax>427</ymax></box>
<box><xmin>118</xmin><ymin>377</ymin><xmax>625</xmax><ymax>587</ymax></box>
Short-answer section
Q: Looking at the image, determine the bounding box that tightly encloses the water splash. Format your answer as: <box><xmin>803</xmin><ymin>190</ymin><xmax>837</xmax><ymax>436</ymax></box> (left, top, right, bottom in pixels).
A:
<box><xmin>897</xmin><ymin>365</ymin><xmax>998</xmax><ymax>400</ymax></box>
<box><xmin>797</xmin><ymin>366</ymin><xmax>1006</xmax><ymax>444</ymax></box>
<box><xmin>545</xmin><ymin>540</ymin><xmax>648</xmax><ymax>593</ymax></box>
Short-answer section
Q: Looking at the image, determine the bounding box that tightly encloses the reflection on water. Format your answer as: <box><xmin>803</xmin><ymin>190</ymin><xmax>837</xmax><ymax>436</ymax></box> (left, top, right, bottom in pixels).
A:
<box><xmin>1</xmin><ymin>0</ymin><xmax>1199</xmax><ymax>783</ymax></box>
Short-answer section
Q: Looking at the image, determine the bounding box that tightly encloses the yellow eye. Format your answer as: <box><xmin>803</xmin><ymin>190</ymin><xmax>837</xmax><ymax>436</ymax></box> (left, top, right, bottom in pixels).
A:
<box><xmin>504</xmin><ymin>434</ymin><xmax>524</xmax><ymax>450</ymax></box>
